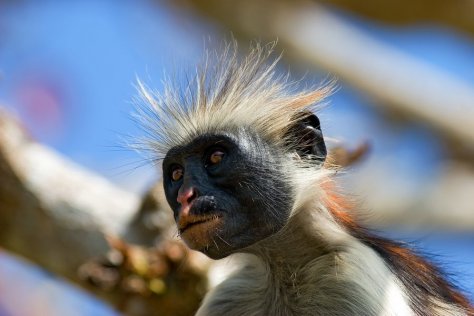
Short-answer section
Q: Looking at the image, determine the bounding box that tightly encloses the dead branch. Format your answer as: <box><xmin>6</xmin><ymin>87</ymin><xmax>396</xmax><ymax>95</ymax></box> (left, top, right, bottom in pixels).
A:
<box><xmin>0</xmin><ymin>108</ymin><xmax>207</xmax><ymax>316</ymax></box>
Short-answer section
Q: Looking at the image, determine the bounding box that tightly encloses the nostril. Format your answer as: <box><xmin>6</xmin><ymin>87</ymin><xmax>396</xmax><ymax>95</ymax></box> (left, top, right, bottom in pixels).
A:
<box><xmin>177</xmin><ymin>187</ymin><xmax>198</xmax><ymax>206</ymax></box>
<box><xmin>188</xmin><ymin>189</ymin><xmax>197</xmax><ymax>203</ymax></box>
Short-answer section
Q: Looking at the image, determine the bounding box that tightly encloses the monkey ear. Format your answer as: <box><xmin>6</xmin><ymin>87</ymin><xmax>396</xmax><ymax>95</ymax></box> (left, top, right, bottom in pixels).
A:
<box><xmin>286</xmin><ymin>112</ymin><xmax>327</xmax><ymax>164</ymax></box>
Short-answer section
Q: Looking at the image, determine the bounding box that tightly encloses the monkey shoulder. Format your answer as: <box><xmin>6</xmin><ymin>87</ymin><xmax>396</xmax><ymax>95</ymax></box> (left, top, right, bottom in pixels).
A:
<box><xmin>295</xmin><ymin>245</ymin><xmax>414</xmax><ymax>315</ymax></box>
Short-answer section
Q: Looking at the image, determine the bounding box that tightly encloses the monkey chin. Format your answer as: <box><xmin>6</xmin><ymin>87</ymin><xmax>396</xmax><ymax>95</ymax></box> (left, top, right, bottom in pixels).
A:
<box><xmin>180</xmin><ymin>216</ymin><xmax>226</xmax><ymax>258</ymax></box>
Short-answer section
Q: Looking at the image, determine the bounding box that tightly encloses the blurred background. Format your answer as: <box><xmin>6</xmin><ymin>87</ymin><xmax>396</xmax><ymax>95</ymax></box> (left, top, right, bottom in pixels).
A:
<box><xmin>0</xmin><ymin>0</ymin><xmax>473</xmax><ymax>315</ymax></box>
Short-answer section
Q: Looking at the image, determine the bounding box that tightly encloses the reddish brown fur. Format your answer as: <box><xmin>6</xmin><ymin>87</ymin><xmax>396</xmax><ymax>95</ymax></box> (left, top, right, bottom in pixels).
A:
<box><xmin>321</xmin><ymin>181</ymin><xmax>474</xmax><ymax>315</ymax></box>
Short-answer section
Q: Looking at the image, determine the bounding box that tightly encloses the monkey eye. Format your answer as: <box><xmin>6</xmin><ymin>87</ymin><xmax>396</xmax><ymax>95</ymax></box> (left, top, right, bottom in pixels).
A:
<box><xmin>171</xmin><ymin>166</ymin><xmax>183</xmax><ymax>181</ymax></box>
<box><xmin>208</xmin><ymin>150</ymin><xmax>225</xmax><ymax>165</ymax></box>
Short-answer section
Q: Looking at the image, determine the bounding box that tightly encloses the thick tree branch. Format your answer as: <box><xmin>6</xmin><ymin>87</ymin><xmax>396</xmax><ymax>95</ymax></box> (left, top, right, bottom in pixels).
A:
<box><xmin>0</xmin><ymin>108</ymin><xmax>207</xmax><ymax>316</ymax></box>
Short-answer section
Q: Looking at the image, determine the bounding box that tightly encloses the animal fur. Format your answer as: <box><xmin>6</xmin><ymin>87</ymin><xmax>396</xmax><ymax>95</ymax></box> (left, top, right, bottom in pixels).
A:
<box><xmin>137</xmin><ymin>42</ymin><xmax>473</xmax><ymax>315</ymax></box>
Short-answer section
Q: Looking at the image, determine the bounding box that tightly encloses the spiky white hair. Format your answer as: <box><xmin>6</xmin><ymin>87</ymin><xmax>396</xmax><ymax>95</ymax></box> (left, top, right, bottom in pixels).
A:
<box><xmin>135</xmin><ymin>42</ymin><xmax>334</xmax><ymax>160</ymax></box>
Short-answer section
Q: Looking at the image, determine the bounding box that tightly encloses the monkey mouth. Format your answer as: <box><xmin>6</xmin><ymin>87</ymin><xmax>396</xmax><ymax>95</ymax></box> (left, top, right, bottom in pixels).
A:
<box><xmin>178</xmin><ymin>214</ymin><xmax>224</xmax><ymax>251</ymax></box>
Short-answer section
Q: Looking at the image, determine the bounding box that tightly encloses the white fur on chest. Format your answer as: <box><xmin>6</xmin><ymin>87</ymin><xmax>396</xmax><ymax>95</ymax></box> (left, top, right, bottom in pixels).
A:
<box><xmin>197</xmin><ymin>243</ymin><xmax>414</xmax><ymax>316</ymax></box>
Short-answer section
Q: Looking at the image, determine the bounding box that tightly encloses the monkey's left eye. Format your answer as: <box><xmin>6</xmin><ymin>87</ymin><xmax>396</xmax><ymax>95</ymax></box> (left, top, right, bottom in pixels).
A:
<box><xmin>171</xmin><ymin>166</ymin><xmax>184</xmax><ymax>181</ymax></box>
<box><xmin>208</xmin><ymin>150</ymin><xmax>225</xmax><ymax>165</ymax></box>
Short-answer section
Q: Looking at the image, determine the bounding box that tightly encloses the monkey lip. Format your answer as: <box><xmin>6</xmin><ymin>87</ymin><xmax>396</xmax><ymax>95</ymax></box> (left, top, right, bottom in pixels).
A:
<box><xmin>178</xmin><ymin>214</ymin><xmax>222</xmax><ymax>234</ymax></box>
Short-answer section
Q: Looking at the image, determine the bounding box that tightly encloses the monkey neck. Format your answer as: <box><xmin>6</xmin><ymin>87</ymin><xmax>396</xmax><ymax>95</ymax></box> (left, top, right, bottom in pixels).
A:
<box><xmin>235</xmin><ymin>198</ymin><xmax>474</xmax><ymax>315</ymax></box>
<box><xmin>247</xmin><ymin>201</ymin><xmax>337</xmax><ymax>274</ymax></box>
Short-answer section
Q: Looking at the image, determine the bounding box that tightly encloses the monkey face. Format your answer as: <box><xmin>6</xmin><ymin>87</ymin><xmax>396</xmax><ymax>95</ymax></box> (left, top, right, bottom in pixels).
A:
<box><xmin>162</xmin><ymin>130</ymin><xmax>294</xmax><ymax>259</ymax></box>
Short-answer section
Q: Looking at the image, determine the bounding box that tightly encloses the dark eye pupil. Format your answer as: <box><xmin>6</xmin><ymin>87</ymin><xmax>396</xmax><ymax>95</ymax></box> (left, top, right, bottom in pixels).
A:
<box><xmin>172</xmin><ymin>168</ymin><xmax>183</xmax><ymax>181</ymax></box>
<box><xmin>210</xmin><ymin>151</ymin><xmax>224</xmax><ymax>164</ymax></box>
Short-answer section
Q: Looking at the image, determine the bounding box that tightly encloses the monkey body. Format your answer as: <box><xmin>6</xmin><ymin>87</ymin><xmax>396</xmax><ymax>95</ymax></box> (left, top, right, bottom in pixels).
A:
<box><xmin>138</xmin><ymin>43</ymin><xmax>473</xmax><ymax>315</ymax></box>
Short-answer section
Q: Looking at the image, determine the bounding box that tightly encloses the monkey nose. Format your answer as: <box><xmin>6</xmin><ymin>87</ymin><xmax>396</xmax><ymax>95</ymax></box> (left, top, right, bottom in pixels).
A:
<box><xmin>177</xmin><ymin>187</ymin><xmax>198</xmax><ymax>210</ymax></box>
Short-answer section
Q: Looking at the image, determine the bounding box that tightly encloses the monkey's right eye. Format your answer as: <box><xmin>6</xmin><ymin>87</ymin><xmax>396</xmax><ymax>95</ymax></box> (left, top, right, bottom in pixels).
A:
<box><xmin>171</xmin><ymin>166</ymin><xmax>183</xmax><ymax>181</ymax></box>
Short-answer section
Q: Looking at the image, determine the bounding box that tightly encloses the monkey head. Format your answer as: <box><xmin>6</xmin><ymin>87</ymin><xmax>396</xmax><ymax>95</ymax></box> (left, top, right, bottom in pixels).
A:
<box><xmin>162</xmin><ymin>113</ymin><xmax>326</xmax><ymax>259</ymax></box>
<box><xmin>137</xmin><ymin>44</ymin><xmax>331</xmax><ymax>259</ymax></box>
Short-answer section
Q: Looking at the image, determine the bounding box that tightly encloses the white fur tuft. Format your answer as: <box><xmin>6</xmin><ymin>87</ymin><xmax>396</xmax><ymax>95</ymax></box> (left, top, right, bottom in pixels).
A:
<box><xmin>135</xmin><ymin>42</ymin><xmax>334</xmax><ymax>160</ymax></box>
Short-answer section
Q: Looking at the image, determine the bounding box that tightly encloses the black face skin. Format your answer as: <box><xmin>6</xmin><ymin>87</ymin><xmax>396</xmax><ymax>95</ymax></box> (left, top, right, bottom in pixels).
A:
<box><xmin>162</xmin><ymin>113</ymin><xmax>326</xmax><ymax>259</ymax></box>
<box><xmin>163</xmin><ymin>129</ymin><xmax>293</xmax><ymax>259</ymax></box>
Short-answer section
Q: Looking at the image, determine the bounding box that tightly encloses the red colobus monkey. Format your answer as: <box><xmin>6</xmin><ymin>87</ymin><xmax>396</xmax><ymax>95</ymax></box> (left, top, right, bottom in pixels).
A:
<box><xmin>137</xmin><ymin>43</ymin><xmax>473</xmax><ymax>316</ymax></box>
